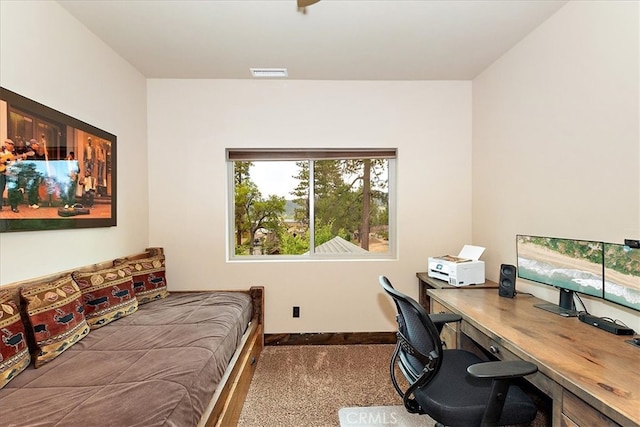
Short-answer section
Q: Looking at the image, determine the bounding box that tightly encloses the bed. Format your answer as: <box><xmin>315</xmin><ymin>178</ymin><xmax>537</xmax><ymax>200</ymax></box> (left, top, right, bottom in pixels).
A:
<box><xmin>0</xmin><ymin>248</ymin><xmax>263</xmax><ymax>427</ymax></box>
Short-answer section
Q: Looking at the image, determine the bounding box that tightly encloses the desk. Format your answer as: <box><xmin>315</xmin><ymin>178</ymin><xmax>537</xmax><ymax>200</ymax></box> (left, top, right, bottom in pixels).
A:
<box><xmin>416</xmin><ymin>272</ymin><xmax>498</xmax><ymax>313</ymax></box>
<box><xmin>427</xmin><ymin>289</ymin><xmax>639</xmax><ymax>427</ymax></box>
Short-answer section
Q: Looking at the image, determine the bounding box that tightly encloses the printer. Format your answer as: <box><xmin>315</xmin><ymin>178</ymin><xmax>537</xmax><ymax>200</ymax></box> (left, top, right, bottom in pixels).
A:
<box><xmin>428</xmin><ymin>245</ymin><xmax>486</xmax><ymax>286</ymax></box>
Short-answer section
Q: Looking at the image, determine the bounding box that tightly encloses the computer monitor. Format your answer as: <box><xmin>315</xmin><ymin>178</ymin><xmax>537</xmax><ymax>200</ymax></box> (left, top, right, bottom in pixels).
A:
<box><xmin>516</xmin><ymin>235</ymin><xmax>604</xmax><ymax>317</ymax></box>
<box><xmin>603</xmin><ymin>243</ymin><xmax>640</xmax><ymax>312</ymax></box>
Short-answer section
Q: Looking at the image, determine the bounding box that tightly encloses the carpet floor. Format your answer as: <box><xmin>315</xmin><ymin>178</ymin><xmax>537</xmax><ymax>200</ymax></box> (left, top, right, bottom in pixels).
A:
<box><xmin>338</xmin><ymin>406</ymin><xmax>434</xmax><ymax>426</ymax></box>
<box><xmin>238</xmin><ymin>344</ymin><xmax>549</xmax><ymax>427</ymax></box>
<box><xmin>238</xmin><ymin>344</ymin><xmax>407</xmax><ymax>427</ymax></box>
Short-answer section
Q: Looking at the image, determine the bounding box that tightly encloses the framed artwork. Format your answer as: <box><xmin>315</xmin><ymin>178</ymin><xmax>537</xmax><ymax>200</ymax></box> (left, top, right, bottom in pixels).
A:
<box><xmin>0</xmin><ymin>87</ymin><xmax>116</xmax><ymax>232</ymax></box>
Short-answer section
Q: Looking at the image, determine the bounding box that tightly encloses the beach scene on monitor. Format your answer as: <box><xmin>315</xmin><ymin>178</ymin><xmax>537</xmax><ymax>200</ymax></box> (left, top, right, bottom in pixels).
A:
<box><xmin>516</xmin><ymin>236</ymin><xmax>604</xmax><ymax>298</ymax></box>
<box><xmin>603</xmin><ymin>244</ymin><xmax>640</xmax><ymax>311</ymax></box>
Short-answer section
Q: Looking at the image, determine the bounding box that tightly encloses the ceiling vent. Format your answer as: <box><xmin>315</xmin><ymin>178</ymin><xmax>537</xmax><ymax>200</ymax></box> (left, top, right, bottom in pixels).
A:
<box><xmin>250</xmin><ymin>68</ymin><xmax>288</xmax><ymax>78</ymax></box>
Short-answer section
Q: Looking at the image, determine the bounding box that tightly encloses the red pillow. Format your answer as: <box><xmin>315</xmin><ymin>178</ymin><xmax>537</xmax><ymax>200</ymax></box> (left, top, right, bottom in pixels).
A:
<box><xmin>120</xmin><ymin>255</ymin><xmax>169</xmax><ymax>304</ymax></box>
<box><xmin>0</xmin><ymin>290</ymin><xmax>31</xmax><ymax>388</ymax></box>
<box><xmin>20</xmin><ymin>276</ymin><xmax>90</xmax><ymax>368</ymax></box>
<box><xmin>72</xmin><ymin>265</ymin><xmax>138</xmax><ymax>329</ymax></box>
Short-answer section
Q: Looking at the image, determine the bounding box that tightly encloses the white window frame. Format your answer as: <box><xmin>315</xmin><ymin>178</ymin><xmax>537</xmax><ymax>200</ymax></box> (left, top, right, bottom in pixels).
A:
<box><xmin>226</xmin><ymin>148</ymin><xmax>397</xmax><ymax>261</ymax></box>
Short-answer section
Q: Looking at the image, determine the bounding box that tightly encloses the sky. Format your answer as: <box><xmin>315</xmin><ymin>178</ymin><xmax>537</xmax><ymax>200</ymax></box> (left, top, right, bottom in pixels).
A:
<box><xmin>250</xmin><ymin>161</ymin><xmax>301</xmax><ymax>199</ymax></box>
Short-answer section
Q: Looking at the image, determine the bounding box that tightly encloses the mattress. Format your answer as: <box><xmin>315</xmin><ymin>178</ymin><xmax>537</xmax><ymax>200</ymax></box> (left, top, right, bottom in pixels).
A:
<box><xmin>0</xmin><ymin>291</ymin><xmax>253</xmax><ymax>427</ymax></box>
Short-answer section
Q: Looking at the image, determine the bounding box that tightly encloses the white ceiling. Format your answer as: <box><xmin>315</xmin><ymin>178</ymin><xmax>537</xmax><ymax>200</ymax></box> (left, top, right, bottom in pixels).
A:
<box><xmin>58</xmin><ymin>0</ymin><xmax>568</xmax><ymax>80</ymax></box>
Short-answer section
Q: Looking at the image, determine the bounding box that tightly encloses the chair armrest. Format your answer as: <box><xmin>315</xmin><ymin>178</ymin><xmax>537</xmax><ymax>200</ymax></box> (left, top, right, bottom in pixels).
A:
<box><xmin>429</xmin><ymin>313</ymin><xmax>462</xmax><ymax>325</ymax></box>
<box><xmin>430</xmin><ymin>313</ymin><xmax>462</xmax><ymax>334</ymax></box>
<box><xmin>468</xmin><ymin>360</ymin><xmax>538</xmax><ymax>426</ymax></box>
<box><xmin>467</xmin><ymin>360</ymin><xmax>538</xmax><ymax>379</ymax></box>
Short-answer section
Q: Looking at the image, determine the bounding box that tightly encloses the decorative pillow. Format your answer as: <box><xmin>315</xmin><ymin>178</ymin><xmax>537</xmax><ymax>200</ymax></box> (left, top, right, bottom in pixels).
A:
<box><xmin>0</xmin><ymin>290</ymin><xmax>31</xmax><ymax>388</ymax></box>
<box><xmin>72</xmin><ymin>266</ymin><xmax>138</xmax><ymax>329</ymax></box>
<box><xmin>122</xmin><ymin>255</ymin><xmax>170</xmax><ymax>304</ymax></box>
<box><xmin>20</xmin><ymin>276</ymin><xmax>90</xmax><ymax>368</ymax></box>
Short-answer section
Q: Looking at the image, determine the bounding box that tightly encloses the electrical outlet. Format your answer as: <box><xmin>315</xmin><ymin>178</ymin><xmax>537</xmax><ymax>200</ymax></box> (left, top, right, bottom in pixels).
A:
<box><xmin>293</xmin><ymin>306</ymin><xmax>300</xmax><ymax>318</ymax></box>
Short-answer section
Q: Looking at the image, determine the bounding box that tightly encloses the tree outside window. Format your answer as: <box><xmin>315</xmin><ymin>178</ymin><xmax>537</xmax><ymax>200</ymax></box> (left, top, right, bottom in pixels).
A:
<box><xmin>228</xmin><ymin>149</ymin><xmax>395</xmax><ymax>259</ymax></box>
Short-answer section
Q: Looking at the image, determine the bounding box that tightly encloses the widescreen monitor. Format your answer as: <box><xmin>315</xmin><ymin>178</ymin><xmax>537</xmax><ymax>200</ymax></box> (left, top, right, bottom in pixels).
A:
<box><xmin>603</xmin><ymin>243</ymin><xmax>640</xmax><ymax>312</ymax></box>
<box><xmin>516</xmin><ymin>235</ymin><xmax>604</xmax><ymax>316</ymax></box>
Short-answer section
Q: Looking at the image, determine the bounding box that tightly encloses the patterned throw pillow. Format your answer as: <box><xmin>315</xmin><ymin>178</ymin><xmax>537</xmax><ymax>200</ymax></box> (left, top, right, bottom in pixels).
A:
<box><xmin>121</xmin><ymin>255</ymin><xmax>169</xmax><ymax>305</ymax></box>
<box><xmin>72</xmin><ymin>266</ymin><xmax>138</xmax><ymax>329</ymax></box>
<box><xmin>20</xmin><ymin>276</ymin><xmax>90</xmax><ymax>368</ymax></box>
<box><xmin>0</xmin><ymin>290</ymin><xmax>31</xmax><ymax>388</ymax></box>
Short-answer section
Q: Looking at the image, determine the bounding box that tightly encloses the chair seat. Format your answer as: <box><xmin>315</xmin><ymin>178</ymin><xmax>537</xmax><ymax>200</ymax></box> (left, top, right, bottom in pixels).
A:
<box><xmin>412</xmin><ymin>349</ymin><xmax>538</xmax><ymax>426</ymax></box>
<box><xmin>380</xmin><ymin>276</ymin><xmax>538</xmax><ymax>427</ymax></box>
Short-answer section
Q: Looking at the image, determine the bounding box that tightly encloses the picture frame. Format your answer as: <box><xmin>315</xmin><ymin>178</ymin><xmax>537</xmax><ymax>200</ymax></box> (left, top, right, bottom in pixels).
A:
<box><xmin>0</xmin><ymin>87</ymin><xmax>116</xmax><ymax>232</ymax></box>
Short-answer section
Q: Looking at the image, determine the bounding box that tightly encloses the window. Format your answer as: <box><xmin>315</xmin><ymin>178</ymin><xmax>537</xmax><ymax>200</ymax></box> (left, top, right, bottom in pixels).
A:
<box><xmin>227</xmin><ymin>148</ymin><xmax>396</xmax><ymax>259</ymax></box>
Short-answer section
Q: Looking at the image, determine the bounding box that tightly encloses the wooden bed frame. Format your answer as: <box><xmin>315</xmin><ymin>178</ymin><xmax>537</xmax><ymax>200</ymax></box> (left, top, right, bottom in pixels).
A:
<box><xmin>200</xmin><ymin>285</ymin><xmax>264</xmax><ymax>426</ymax></box>
<box><xmin>0</xmin><ymin>247</ymin><xmax>264</xmax><ymax>427</ymax></box>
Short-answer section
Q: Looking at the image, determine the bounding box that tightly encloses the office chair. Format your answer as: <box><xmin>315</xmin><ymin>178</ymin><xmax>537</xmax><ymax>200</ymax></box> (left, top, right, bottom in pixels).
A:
<box><xmin>379</xmin><ymin>275</ymin><xmax>539</xmax><ymax>427</ymax></box>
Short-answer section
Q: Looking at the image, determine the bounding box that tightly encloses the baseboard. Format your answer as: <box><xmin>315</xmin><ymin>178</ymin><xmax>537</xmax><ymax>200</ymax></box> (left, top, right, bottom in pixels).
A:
<box><xmin>265</xmin><ymin>332</ymin><xmax>396</xmax><ymax>346</ymax></box>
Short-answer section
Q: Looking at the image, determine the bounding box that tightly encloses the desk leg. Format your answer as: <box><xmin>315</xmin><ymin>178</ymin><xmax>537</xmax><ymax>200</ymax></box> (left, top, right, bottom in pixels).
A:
<box><xmin>551</xmin><ymin>383</ymin><xmax>564</xmax><ymax>427</ymax></box>
<box><xmin>418</xmin><ymin>278</ymin><xmax>431</xmax><ymax>313</ymax></box>
<box><xmin>520</xmin><ymin>369</ymin><xmax>563</xmax><ymax>427</ymax></box>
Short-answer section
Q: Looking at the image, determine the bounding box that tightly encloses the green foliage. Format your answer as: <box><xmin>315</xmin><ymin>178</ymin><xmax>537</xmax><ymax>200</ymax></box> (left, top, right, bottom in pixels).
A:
<box><xmin>233</xmin><ymin>162</ymin><xmax>287</xmax><ymax>253</ymax></box>
<box><xmin>235</xmin><ymin>244</ymin><xmax>251</xmax><ymax>256</ymax></box>
<box><xmin>279</xmin><ymin>229</ymin><xmax>309</xmax><ymax>255</ymax></box>
<box><xmin>291</xmin><ymin>159</ymin><xmax>389</xmax><ymax>244</ymax></box>
<box><xmin>291</xmin><ymin>161</ymin><xmax>310</xmax><ymax>226</ymax></box>
<box><xmin>235</xmin><ymin>157</ymin><xmax>390</xmax><ymax>255</ymax></box>
<box><xmin>314</xmin><ymin>223</ymin><xmax>333</xmax><ymax>246</ymax></box>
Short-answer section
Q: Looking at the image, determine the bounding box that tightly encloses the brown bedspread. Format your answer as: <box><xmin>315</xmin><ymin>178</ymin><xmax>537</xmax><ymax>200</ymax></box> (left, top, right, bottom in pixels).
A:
<box><xmin>0</xmin><ymin>291</ymin><xmax>253</xmax><ymax>427</ymax></box>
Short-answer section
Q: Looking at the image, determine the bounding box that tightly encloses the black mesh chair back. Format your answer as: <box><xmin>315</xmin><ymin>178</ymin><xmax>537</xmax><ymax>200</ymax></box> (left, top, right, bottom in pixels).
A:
<box><xmin>379</xmin><ymin>275</ymin><xmax>539</xmax><ymax>427</ymax></box>
<box><xmin>380</xmin><ymin>275</ymin><xmax>442</xmax><ymax>385</ymax></box>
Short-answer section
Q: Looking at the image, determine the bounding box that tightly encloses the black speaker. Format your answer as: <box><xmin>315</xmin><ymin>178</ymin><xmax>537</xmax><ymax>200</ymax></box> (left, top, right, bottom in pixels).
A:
<box><xmin>499</xmin><ymin>264</ymin><xmax>516</xmax><ymax>298</ymax></box>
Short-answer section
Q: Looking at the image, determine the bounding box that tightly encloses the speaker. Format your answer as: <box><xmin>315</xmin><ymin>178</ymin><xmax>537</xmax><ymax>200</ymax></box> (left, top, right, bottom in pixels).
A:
<box><xmin>499</xmin><ymin>264</ymin><xmax>516</xmax><ymax>298</ymax></box>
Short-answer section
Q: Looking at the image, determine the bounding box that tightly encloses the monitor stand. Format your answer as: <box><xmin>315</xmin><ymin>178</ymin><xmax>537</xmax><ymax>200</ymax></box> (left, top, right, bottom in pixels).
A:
<box><xmin>534</xmin><ymin>303</ymin><xmax>578</xmax><ymax>317</ymax></box>
<box><xmin>534</xmin><ymin>289</ymin><xmax>578</xmax><ymax>317</ymax></box>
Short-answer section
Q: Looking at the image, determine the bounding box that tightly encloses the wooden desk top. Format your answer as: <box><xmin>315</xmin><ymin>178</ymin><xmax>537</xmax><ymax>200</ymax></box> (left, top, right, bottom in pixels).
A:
<box><xmin>428</xmin><ymin>288</ymin><xmax>640</xmax><ymax>426</ymax></box>
<box><xmin>416</xmin><ymin>272</ymin><xmax>498</xmax><ymax>289</ymax></box>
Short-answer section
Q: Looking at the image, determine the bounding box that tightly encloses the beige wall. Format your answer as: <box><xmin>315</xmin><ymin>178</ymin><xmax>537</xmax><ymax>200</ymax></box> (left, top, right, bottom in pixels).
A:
<box><xmin>473</xmin><ymin>1</ymin><xmax>640</xmax><ymax>330</ymax></box>
<box><xmin>2</xmin><ymin>0</ymin><xmax>638</xmax><ymax>334</ymax></box>
<box><xmin>0</xmin><ymin>1</ymin><xmax>149</xmax><ymax>284</ymax></box>
<box><xmin>147</xmin><ymin>80</ymin><xmax>473</xmax><ymax>333</ymax></box>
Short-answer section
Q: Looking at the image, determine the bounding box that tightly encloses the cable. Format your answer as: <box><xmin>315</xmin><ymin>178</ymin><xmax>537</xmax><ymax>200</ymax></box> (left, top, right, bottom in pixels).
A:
<box><xmin>601</xmin><ymin>317</ymin><xmax>632</xmax><ymax>328</ymax></box>
<box><xmin>574</xmin><ymin>293</ymin><xmax>589</xmax><ymax>315</ymax></box>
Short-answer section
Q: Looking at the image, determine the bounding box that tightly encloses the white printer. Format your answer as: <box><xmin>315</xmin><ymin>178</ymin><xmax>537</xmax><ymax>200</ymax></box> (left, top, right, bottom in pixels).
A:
<box><xmin>428</xmin><ymin>245</ymin><xmax>486</xmax><ymax>286</ymax></box>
